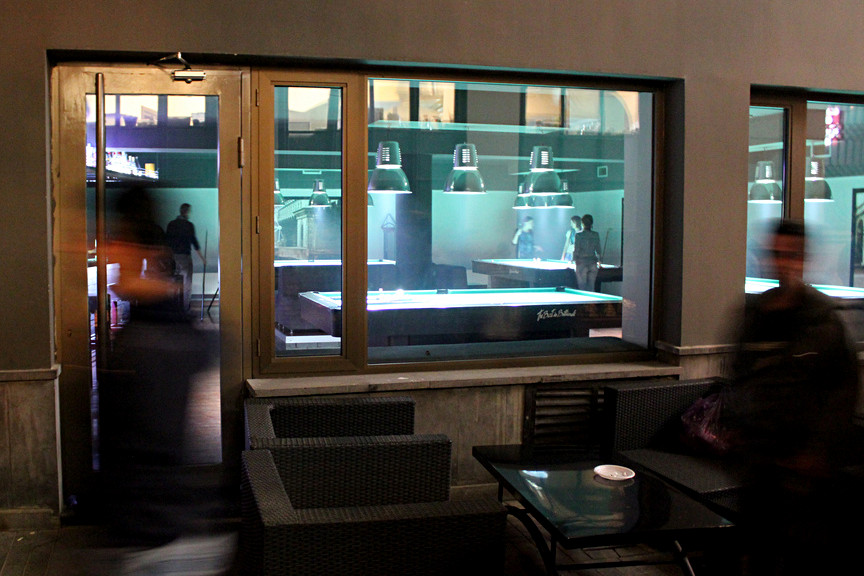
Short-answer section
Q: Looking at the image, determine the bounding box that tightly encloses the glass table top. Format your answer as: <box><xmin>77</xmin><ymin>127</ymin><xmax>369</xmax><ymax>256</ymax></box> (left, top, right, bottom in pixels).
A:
<box><xmin>473</xmin><ymin>445</ymin><xmax>733</xmax><ymax>545</ymax></box>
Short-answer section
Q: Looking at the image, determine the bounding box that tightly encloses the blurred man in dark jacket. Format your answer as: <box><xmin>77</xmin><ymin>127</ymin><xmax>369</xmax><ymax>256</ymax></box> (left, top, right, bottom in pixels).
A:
<box><xmin>725</xmin><ymin>218</ymin><xmax>862</xmax><ymax>575</ymax></box>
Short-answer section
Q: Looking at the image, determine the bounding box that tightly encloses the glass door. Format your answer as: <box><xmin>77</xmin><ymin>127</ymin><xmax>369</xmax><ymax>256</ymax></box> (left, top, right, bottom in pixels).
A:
<box><xmin>53</xmin><ymin>64</ymin><xmax>247</xmax><ymax>513</ymax></box>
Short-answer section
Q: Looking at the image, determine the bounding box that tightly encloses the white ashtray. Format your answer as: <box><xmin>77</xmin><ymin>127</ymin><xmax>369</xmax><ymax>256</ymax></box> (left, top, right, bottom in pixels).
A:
<box><xmin>593</xmin><ymin>465</ymin><xmax>635</xmax><ymax>481</ymax></box>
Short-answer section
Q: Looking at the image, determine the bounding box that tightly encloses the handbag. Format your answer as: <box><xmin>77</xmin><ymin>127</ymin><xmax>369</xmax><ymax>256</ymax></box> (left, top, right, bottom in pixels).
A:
<box><xmin>680</xmin><ymin>392</ymin><xmax>731</xmax><ymax>455</ymax></box>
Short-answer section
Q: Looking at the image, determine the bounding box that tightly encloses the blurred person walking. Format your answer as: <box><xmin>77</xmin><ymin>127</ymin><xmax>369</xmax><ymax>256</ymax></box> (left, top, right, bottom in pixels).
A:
<box><xmin>97</xmin><ymin>187</ymin><xmax>234</xmax><ymax>575</ymax></box>
<box><xmin>723</xmin><ymin>218</ymin><xmax>864</xmax><ymax>575</ymax></box>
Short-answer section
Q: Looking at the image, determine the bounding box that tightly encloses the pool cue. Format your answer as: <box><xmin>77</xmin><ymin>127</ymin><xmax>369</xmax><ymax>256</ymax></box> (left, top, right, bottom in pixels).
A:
<box><xmin>601</xmin><ymin>228</ymin><xmax>611</xmax><ymax>263</ymax></box>
<box><xmin>207</xmin><ymin>287</ymin><xmax>219</xmax><ymax>313</ymax></box>
<box><xmin>200</xmin><ymin>230</ymin><xmax>207</xmax><ymax>320</ymax></box>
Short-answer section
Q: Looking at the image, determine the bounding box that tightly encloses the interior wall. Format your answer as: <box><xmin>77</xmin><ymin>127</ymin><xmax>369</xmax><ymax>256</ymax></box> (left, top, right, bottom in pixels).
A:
<box><xmin>4</xmin><ymin>0</ymin><xmax>864</xmax><ymax>372</ymax></box>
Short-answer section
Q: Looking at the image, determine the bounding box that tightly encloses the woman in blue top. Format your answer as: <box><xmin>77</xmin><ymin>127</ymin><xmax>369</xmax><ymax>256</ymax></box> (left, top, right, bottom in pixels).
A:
<box><xmin>572</xmin><ymin>214</ymin><xmax>601</xmax><ymax>291</ymax></box>
<box><xmin>512</xmin><ymin>217</ymin><xmax>535</xmax><ymax>259</ymax></box>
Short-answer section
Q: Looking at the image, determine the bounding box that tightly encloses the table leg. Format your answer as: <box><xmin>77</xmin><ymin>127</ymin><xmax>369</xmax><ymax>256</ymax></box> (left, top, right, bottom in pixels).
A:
<box><xmin>505</xmin><ymin>504</ymin><xmax>560</xmax><ymax>576</ymax></box>
<box><xmin>672</xmin><ymin>540</ymin><xmax>696</xmax><ymax>576</ymax></box>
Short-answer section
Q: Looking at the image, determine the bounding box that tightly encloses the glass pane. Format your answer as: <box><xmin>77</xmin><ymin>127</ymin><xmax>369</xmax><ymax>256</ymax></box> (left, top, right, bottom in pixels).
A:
<box><xmin>85</xmin><ymin>93</ymin><xmax>222</xmax><ymax>465</ymax></box>
<box><xmin>273</xmin><ymin>86</ymin><xmax>343</xmax><ymax>357</ymax></box>
<box><xmin>368</xmin><ymin>79</ymin><xmax>410</xmax><ymax>123</ymax></box>
<box><xmin>747</xmin><ymin>106</ymin><xmax>786</xmax><ymax>281</ymax></box>
<box><xmin>526</xmin><ymin>86</ymin><xmax>562</xmax><ymax>128</ymax></box>
<box><xmin>805</xmin><ymin>102</ymin><xmax>860</xmax><ymax>289</ymax></box>
<box><xmin>419</xmin><ymin>81</ymin><xmax>455</xmax><ymax>124</ymax></box>
<box><xmin>364</xmin><ymin>78</ymin><xmax>654</xmax><ymax>363</ymax></box>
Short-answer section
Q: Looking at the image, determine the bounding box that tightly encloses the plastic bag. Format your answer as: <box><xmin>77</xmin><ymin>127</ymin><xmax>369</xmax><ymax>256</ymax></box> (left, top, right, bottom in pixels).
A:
<box><xmin>680</xmin><ymin>392</ymin><xmax>731</xmax><ymax>455</ymax></box>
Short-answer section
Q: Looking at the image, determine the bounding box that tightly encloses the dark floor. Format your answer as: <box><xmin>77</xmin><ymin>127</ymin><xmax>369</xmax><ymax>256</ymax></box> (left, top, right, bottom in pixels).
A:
<box><xmin>0</xmin><ymin>486</ymin><xmax>737</xmax><ymax>576</ymax></box>
<box><xmin>4</xmin><ymin>496</ymin><xmax>732</xmax><ymax>576</ymax></box>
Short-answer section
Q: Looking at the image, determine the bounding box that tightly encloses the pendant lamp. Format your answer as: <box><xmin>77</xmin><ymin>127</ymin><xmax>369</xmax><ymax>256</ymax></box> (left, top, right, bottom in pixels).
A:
<box><xmin>522</xmin><ymin>145</ymin><xmax>562</xmax><ymax>196</ymax></box>
<box><xmin>308</xmin><ymin>179</ymin><xmax>331</xmax><ymax>207</ymax></box>
<box><xmin>804</xmin><ymin>157</ymin><xmax>832</xmax><ymax>202</ymax></box>
<box><xmin>443</xmin><ymin>143</ymin><xmax>486</xmax><ymax>194</ymax></box>
<box><xmin>368</xmin><ymin>141</ymin><xmax>411</xmax><ymax>194</ymax></box>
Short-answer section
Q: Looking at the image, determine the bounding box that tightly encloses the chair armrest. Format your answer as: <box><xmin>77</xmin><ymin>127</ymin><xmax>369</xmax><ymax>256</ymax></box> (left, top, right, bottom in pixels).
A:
<box><xmin>244</xmin><ymin>403</ymin><xmax>276</xmax><ymax>449</ymax></box>
<box><xmin>270</xmin><ymin>434</ymin><xmax>452</xmax><ymax>508</ymax></box>
<box><xmin>241</xmin><ymin>449</ymin><xmax>295</xmax><ymax>526</ymax></box>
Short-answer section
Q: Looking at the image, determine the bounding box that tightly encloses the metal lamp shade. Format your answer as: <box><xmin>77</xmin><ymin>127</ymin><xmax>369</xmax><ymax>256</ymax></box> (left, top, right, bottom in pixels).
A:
<box><xmin>805</xmin><ymin>180</ymin><xmax>832</xmax><ymax>201</ymax></box>
<box><xmin>308</xmin><ymin>179</ymin><xmax>331</xmax><ymax>207</ymax></box>
<box><xmin>805</xmin><ymin>158</ymin><xmax>832</xmax><ymax>202</ymax></box>
<box><xmin>755</xmin><ymin>160</ymin><xmax>776</xmax><ymax>183</ymax></box>
<box><xmin>524</xmin><ymin>145</ymin><xmax>562</xmax><ymax>195</ymax></box>
<box><xmin>444</xmin><ymin>143</ymin><xmax>486</xmax><ymax>194</ymax></box>
<box><xmin>748</xmin><ymin>182</ymin><xmax>782</xmax><ymax>203</ymax></box>
<box><xmin>368</xmin><ymin>141</ymin><xmax>411</xmax><ymax>194</ymax></box>
<box><xmin>513</xmin><ymin>194</ymin><xmax>534</xmax><ymax>209</ymax></box>
<box><xmin>551</xmin><ymin>193</ymin><xmax>574</xmax><ymax>208</ymax></box>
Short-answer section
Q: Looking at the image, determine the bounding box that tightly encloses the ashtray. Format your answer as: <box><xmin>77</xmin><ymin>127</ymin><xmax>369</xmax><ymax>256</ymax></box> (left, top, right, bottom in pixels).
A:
<box><xmin>593</xmin><ymin>464</ymin><xmax>635</xmax><ymax>481</ymax></box>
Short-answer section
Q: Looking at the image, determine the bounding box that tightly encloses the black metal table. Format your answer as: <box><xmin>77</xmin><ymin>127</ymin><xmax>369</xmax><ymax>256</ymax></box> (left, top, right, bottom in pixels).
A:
<box><xmin>473</xmin><ymin>444</ymin><xmax>734</xmax><ymax>575</ymax></box>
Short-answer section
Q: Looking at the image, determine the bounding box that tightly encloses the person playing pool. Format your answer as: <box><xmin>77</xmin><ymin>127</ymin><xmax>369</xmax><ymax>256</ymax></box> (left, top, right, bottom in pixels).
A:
<box><xmin>560</xmin><ymin>215</ymin><xmax>583</xmax><ymax>261</ymax></box>
<box><xmin>571</xmin><ymin>213</ymin><xmax>601</xmax><ymax>290</ymax></box>
<box><xmin>512</xmin><ymin>217</ymin><xmax>539</xmax><ymax>259</ymax></box>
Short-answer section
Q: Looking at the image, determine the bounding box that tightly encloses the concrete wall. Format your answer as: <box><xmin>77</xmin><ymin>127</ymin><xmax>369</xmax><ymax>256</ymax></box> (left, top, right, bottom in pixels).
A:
<box><xmin>0</xmin><ymin>370</ymin><xmax>60</xmax><ymax>529</ymax></box>
<box><xmin>3</xmin><ymin>0</ymin><xmax>864</xmax><ymax>521</ymax></box>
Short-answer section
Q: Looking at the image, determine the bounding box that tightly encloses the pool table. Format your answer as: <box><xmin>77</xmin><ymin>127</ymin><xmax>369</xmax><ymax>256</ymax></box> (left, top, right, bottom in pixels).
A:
<box><xmin>275</xmin><ymin>259</ymin><xmax>397</xmax><ymax>293</ymax></box>
<box><xmin>274</xmin><ymin>259</ymin><xmax>397</xmax><ymax>332</ymax></box>
<box><xmin>745</xmin><ymin>277</ymin><xmax>864</xmax><ymax>300</ymax></box>
<box><xmin>299</xmin><ymin>286</ymin><xmax>622</xmax><ymax>346</ymax></box>
<box><xmin>745</xmin><ymin>277</ymin><xmax>864</xmax><ymax>342</ymax></box>
<box><xmin>472</xmin><ymin>258</ymin><xmax>622</xmax><ymax>292</ymax></box>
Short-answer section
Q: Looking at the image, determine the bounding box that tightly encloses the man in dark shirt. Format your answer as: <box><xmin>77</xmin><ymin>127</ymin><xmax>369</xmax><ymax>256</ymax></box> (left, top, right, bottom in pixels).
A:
<box><xmin>724</xmin><ymin>218</ymin><xmax>863</xmax><ymax>575</ymax></box>
<box><xmin>165</xmin><ymin>203</ymin><xmax>205</xmax><ymax>311</ymax></box>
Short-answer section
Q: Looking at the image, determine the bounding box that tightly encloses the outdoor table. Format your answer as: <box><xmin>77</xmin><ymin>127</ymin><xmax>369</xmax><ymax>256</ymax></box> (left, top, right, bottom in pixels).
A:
<box><xmin>473</xmin><ymin>444</ymin><xmax>734</xmax><ymax>575</ymax></box>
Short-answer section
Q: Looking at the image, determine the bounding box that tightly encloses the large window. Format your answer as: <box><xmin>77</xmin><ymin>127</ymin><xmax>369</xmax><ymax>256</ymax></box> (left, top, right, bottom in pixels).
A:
<box><xmin>747</xmin><ymin>95</ymin><xmax>864</xmax><ymax>341</ymax></box>
<box><xmin>259</xmin><ymin>71</ymin><xmax>659</xmax><ymax>371</ymax></box>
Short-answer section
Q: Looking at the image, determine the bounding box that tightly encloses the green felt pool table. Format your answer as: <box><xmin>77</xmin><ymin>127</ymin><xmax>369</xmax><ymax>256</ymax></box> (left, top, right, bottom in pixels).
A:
<box><xmin>472</xmin><ymin>258</ymin><xmax>622</xmax><ymax>292</ymax></box>
<box><xmin>299</xmin><ymin>286</ymin><xmax>622</xmax><ymax>346</ymax></box>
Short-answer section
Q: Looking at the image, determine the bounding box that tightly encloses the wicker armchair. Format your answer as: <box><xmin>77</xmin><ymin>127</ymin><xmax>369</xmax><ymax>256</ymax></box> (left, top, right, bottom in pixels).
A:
<box><xmin>245</xmin><ymin>396</ymin><xmax>415</xmax><ymax>448</ymax></box>
<box><xmin>240</xmin><ymin>434</ymin><xmax>506</xmax><ymax>575</ymax></box>
<box><xmin>603</xmin><ymin>378</ymin><xmax>749</xmax><ymax>520</ymax></box>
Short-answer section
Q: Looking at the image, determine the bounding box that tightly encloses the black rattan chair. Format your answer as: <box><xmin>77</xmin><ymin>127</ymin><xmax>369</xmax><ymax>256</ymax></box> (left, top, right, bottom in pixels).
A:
<box><xmin>603</xmin><ymin>378</ymin><xmax>749</xmax><ymax>519</ymax></box>
<box><xmin>240</xmin><ymin>434</ymin><xmax>506</xmax><ymax>575</ymax></box>
<box><xmin>244</xmin><ymin>395</ymin><xmax>415</xmax><ymax>449</ymax></box>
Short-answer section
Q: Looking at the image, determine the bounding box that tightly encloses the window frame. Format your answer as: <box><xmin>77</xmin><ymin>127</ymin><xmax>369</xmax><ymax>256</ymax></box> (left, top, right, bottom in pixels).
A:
<box><xmin>254</xmin><ymin>67</ymin><xmax>667</xmax><ymax>377</ymax></box>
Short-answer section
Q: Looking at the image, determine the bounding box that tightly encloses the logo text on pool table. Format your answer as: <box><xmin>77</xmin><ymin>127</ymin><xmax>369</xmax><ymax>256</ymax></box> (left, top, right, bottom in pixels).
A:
<box><xmin>536</xmin><ymin>308</ymin><xmax>579</xmax><ymax>321</ymax></box>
